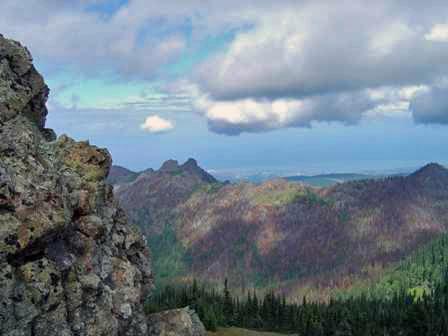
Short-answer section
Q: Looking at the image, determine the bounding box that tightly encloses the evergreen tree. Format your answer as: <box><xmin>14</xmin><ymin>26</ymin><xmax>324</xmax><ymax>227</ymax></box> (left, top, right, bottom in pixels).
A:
<box><xmin>223</xmin><ymin>278</ymin><xmax>234</xmax><ymax>325</ymax></box>
<box><xmin>145</xmin><ymin>237</ymin><xmax>448</xmax><ymax>336</ymax></box>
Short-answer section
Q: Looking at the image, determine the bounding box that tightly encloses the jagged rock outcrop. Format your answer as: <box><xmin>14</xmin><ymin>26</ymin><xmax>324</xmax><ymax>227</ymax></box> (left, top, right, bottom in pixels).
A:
<box><xmin>147</xmin><ymin>307</ymin><xmax>206</xmax><ymax>336</ymax></box>
<box><xmin>181</xmin><ymin>159</ymin><xmax>216</xmax><ymax>184</ymax></box>
<box><xmin>0</xmin><ymin>35</ymin><xmax>154</xmax><ymax>335</ymax></box>
<box><xmin>110</xmin><ymin>159</ymin><xmax>220</xmax><ymax>236</ymax></box>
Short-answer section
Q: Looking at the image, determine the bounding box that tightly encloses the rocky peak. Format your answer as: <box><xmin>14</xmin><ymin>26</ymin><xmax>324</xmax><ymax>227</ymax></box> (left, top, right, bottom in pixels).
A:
<box><xmin>182</xmin><ymin>158</ymin><xmax>199</xmax><ymax>169</ymax></box>
<box><xmin>181</xmin><ymin>159</ymin><xmax>217</xmax><ymax>183</ymax></box>
<box><xmin>411</xmin><ymin>163</ymin><xmax>448</xmax><ymax>178</ymax></box>
<box><xmin>409</xmin><ymin>163</ymin><xmax>448</xmax><ymax>189</ymax></box>
<box><xmin>0</xmin><ymin>36</ymin><xmax>49</xmax><ymax>130</ymax></box>
<box><xmin>160</xmin><ymin>159</ymin><xmax>180</xmax><ymax>172</ymax></box>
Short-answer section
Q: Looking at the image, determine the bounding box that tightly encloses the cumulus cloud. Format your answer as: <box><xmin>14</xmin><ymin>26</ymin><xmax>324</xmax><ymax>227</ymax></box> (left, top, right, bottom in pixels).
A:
<box><xmin>203</xmin><ymin>93</ymin><xmax>375</xmax><ymax>135</ymax></box>
<box><xmin>410</xmin><ymin>88</ymin><xmax>448</xmax><ymax>124</ymax></box>
<box><xmin>363</xmin><ymin>85</ymin><xmax>430</xmax><ymax>119</ymax></box>
<box><xmin>194</xmin><ymin>3</ymin><xmax>448</xmax><ymax>101</ymax></box>
<box><xmin>0</xmin><ymin>0</ymin><xmax>186</xmax><ymax>78</ymax></box>
<box><xmin>178</xmin><ymin>0</ymin><xmax>448</xmax><ymax>132</ymax></box>
<box><xmin>170</xmin><ymin>80</ymin><xmax>433</xmax><ymax>135</ymax></box>
<box><xmin>172</xmin><ymin>81</ymin><xmax>376</xmax><ymax>135</ymax></box>
<box><xmin>5</xmin><ymin>0</ymin><xmax>448</xmax><ymax>133</ymax></box>
<box><xmin>140</xmin><ymin>115</ymin><xmax>174</xmax><ymax>133</ymax></box>
<box><xmin>425</xmin><ymin>24</ymin><xmax>448</xmax><ymax>42</ymax></box>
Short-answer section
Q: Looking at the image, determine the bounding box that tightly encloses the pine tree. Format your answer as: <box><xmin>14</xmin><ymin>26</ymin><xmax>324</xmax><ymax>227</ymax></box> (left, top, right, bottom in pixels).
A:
<box><xmin>223</xmin><ymin>278</ymin><xmax>234</xmax><ymax>325</ymax></box>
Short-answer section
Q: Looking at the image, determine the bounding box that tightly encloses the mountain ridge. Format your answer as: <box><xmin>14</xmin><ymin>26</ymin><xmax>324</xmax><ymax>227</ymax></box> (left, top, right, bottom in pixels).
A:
<box><xmin>111</xmin><ymin>159</ymin><xmax>448</xmax><ymax>298</ymax></box>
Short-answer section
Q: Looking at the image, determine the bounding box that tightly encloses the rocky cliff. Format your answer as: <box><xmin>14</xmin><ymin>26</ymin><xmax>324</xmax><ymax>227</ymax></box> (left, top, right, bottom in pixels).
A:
<box><xmin>0</xmin><ymin>35</ymin><xmax>155</xmax><ymax>335</ymax></box>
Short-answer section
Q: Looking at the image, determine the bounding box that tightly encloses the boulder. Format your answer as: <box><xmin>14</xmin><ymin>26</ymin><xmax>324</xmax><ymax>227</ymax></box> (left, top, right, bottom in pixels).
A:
<box><xmin>147</xmin><ymin>307</ymin><xmax>207</xmax><ymax>336</ymax></box>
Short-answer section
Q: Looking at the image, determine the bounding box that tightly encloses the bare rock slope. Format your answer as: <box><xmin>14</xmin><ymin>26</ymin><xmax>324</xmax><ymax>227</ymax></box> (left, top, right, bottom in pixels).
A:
<box><xmin>0</xmin><ymin>35</ymin><xmax>155</xmax><ymax>335</ymax></box>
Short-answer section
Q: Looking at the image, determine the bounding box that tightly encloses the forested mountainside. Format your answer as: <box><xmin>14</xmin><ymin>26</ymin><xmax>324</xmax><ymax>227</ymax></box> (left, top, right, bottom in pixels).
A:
<box><xmin>147</xmin><ymin>232</ymin><xmax>448</xmax><ymax>335</ymax></box>
<box><xmin>110</xmin><ymin>160</ymin><xmax>448</xmax><ymax>297</ymax></box>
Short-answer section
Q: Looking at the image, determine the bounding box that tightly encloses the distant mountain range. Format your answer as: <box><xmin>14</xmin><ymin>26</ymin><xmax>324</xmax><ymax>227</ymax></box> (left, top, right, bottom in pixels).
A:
<box><xmin>285</xmin><ymin>173</ymin><xmax>377</xmax><ymax>187</ymax></box>
<box><xmin>109</xmin><ymin>164</ymin><xmax>408</xmax><ymax>188</ymax></box>
<box><xmin>108</xmin><ymin>161</ymin><xmax>448</xmax><ymax>298</ymax></box>
<box><xmin>209</xmin><ymin>167</ymin><xmax>414</xmax><ymax>186</ymax></box>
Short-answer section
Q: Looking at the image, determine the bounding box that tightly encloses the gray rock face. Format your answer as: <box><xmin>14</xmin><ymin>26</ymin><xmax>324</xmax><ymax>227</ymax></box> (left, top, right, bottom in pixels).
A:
<box><xmin>0</xmin><ymin>35</ymin><xmax>154</xmax><ymax>335</ymax></box>
<box><xmin>147</xmin><ymin>307</ymin><xmax>207</xmax><ymax>336</ymax></box>
<box><xmin>0</xmin><ymin>36</ymin><xmax>48</xmax><ymax>128</ymax></box>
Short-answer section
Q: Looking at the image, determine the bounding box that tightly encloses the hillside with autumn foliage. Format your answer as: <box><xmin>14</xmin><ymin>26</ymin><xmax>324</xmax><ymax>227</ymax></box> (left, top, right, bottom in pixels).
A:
<box><xmin>109</xmin><ymin>161</ymin><xmax>448</xmax><ymax>298</ymax></box>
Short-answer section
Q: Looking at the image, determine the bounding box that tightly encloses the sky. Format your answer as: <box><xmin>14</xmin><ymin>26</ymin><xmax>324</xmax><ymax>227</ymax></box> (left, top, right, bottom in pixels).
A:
<box><xmin>1</xmin><ymin>0</ymin><xmax>448</xmax><ymax>173</ymax></box>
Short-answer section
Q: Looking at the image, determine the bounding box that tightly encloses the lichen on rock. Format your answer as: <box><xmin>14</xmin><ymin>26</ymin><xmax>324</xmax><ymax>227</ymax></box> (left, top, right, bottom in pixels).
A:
<box><xmin>0</xmin><ymin>35</ymin><xmax>154</xmax><ymax>336</ymax></box>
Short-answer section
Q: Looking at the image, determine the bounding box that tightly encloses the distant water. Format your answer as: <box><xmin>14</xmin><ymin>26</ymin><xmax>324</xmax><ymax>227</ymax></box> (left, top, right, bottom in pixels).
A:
<box><xmin>209</xmin><ymin>160</ymin><xmax>447</xmax><ymax>182</ymax></box>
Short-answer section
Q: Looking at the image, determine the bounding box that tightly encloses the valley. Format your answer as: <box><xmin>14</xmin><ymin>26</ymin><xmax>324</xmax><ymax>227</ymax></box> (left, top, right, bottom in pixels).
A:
<box><xmin>4</xmin><ymin>1</ymin><xmax>448</xmax><ymax>333</ymax></box>
<box><xmin>109</xmin><ymin>159</ymin><xmax>448</xmax><ymax>299</ymax></box>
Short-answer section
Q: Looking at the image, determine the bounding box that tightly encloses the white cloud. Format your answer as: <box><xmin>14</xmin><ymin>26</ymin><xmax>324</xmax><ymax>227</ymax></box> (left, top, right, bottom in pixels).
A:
<box><xmin>172</xmin><ymin>81</ymin><xmax>375</xmax><ymax>135</ymax></box>
<box><xmin>425</xmin><ymin>23</ymin><xmax>448</xmax><ymax>42</ymax></box>
<box><xmin>410</xmin><ymin>87</ymin><xmax>448</xmax><ymax>124</ymax></box>
<box><xmin>5</xmin><ymin>0</ymin><xmax>448</xmax><ymax>133</ymax></box>
<box><xmin>0</xmin><ymin>0</ymin><xmax>186</xmax><ymax>79</ymax></box>
<box><xmin>369</xmin><ymin>22</ymin><xmax>415</xmax><ymax>57</ymax></box>
<box><xmin>140</xmin><ymin>115</ymin><xmax>174</xmax><ymax>133</ymax></box>
<box><xmin>206</xmin><ymin>98</ymin><xmax>306</xmax><ymax>128</ymax></box>
<box><xmin>398</xmin><ymin>85</ymin><xmax>430</xmax><ymax>100</ymax></box>
<box><xmin>195</xmin><ymin>2</ymin><xmax>448</xmax><ymax>102</ymax></box>
<box><xmin>363</xmin><ymin>85</ymin><xmax>430</xmax><ymax>120</ymax></box>
<box><xmin>170</xmin><ymin>80</ymin><xmax>436</xmax><ymax>134</ymax></box>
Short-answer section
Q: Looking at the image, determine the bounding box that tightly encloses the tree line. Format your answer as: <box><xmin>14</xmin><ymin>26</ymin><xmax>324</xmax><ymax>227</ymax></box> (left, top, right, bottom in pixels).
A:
<box><xmin>145</xmin><ymin>274</ymin><xmax>448</xmax><ymax>335</ymax></box>
<box><xmin>145</xmin><ymin>234</ymin><xmax>448</xmax><ymax>335</ymax></box>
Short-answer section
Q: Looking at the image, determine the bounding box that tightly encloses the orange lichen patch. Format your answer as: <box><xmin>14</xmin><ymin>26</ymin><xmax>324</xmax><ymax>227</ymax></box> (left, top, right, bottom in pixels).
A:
<box><xmin>114</xmin><ymin>269</ymin><xmax>126</xmax><ymax>287</ymax></box>
<box><xmin>12</xmin><ymin>191</ymin><xmax>66</xmax><ymax>251</ymax></box>
<box><xmin>18</xmin><ymin>263</ymin><xmax>35</xmax><ymax>283</ymax></box>
<box><xmin>17</xmin><ymin>223</ymin><xmax>32</xmax><ymax>249</ymax></box>
<box><xmin>110</xmin><ymin>259</ymin><xmax>136</xmax><ymax>289</ymax></box>
<box><xmin>13</xmin><ymin>207</ymin><xmax>63</xmax><ymax>251</ymax></box>
<box><xmin>111</xmin><ymin>258</ymin><xmax>128</xmax><ymax>288</ymax></box>
<box><xmin>60</xmin><ymin>140</ymin><xmax>111</xmax><ymax>182</ymax></box>
<box><xmin>17</xmin><ymin>208</ymin><xmax>64</xmax><ymax>244</ymax></box>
